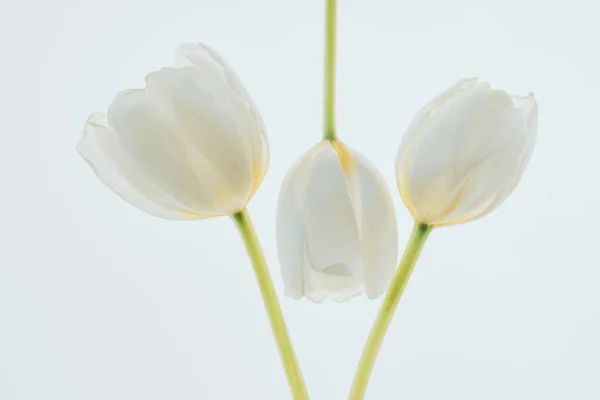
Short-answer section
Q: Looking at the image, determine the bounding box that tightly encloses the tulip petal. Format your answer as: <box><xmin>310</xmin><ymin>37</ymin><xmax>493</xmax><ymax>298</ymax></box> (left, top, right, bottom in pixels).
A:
<box><xmin>396</xmin><ymin>78</ymin><xmax>482</xmax><ymax>218</ymax></box>
<box><xmin>396</xmin><ymin>78</ymin><xmax>537</xmax><ymax>226</ymax></box>
<box><xmin>435</xmin><ymin>91</ymin><xmax>532</xmax><ymax>225</ymax></box>
<box><xmin>79</xmin><ymin>43</ymin><xmax>269</xmax><ymax>220</ymax></box>
<box><xmin>302</xmin><ymin>143</ymin><xmax>364</xmax><ymax>302</ymax></box>
<box><xmin>397</xmin><ymin>77</ymin><xmax>479</xmax><ymax>156</ymax></box>
<box><xmin>347</xmin><ymin>149</ymin><xmax>398</xmax><ymax>298</ymax></box>
<box><xmin>470</xmin><ymin>95</ymin><xmax>538</xmax><ymax>221</ymax></box>
<box><xmin>277</xmin><ymin>143</ymin><xmax>365</xmax><ymax>302</ymax></box>
<box><xmin>77</xmin><ymin>113</ymin><xmax>204</xmax><ymax>220</ymax></box>
<box><xmin>175</xmin><ymin>43</ymin><xmax>262</xmax><ymax>121</ymax></box>
<box><xmin>175</xmin><ymin>43</ymin><xmax>269</xmax><ymax>198</ymax></box>
<box><xmin>403</xmin><ymin>83</ymin><xmax>493</xmax><ymax>223</ymax></box>
<box><xmin>303</xmin><ymin>263</ymin><xmax>366</xmax><ymax>303</ymax></box>
<box><xmin>276</xmin><ymin>151</ymin><xmax>316</xmax><ymax>299</ymax></box>
<box><xmin>106</xmin><ymin>88</ymin><xmax>235</xmax><ymax>215</ymax></box>
<box><xmin>145</xmin><ymin>67</ymin><xmax>257</xmax><ymax>198</ymax></box>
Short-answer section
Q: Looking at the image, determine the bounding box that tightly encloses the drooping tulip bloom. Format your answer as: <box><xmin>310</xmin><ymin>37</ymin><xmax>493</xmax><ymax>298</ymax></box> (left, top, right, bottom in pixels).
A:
<box><xmin>277</xmin><ymin>140</ymin><xmax>398</xmax><ymax>302</ymax></box>
<box><xmin>396</xmin><ymin>78</ymin><xmax>537</xmax><ymax>227</ymax></box>
<box><xmin>77</xmin><ymin>43</ymin><xmax>269</xmax><ymax>220</ymax></box>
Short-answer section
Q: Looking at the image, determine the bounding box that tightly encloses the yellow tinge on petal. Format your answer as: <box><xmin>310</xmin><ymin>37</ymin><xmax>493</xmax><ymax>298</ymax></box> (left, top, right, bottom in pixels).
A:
<box><xmin>78</xmin><ymin>43</ymin><xmax>270</xmax><ymax>220</ymax></box>
<box><xmin>276</xmin><ymin>139</ymin><xmax>398</xmax><ymax>302</ymax></box>
<box><xmin>330</xmin><ymin>139</ymin><xmax>354</xmax><ymax>175</ymax></box>
<box><xmin>248</xmin><ymin>158</ymin><xmax>268</xmax><ymax>200</ymax></box>
<box><xmin>395</xmin><ymin>78</ymin><xmax>538</xmax><ymax>227</ymax></box>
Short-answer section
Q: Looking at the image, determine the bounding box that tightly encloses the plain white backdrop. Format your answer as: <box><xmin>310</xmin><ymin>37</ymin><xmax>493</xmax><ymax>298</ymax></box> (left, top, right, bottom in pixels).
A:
<box><xmin>1</xmin><ymin>0</ymin><xmax>599</xmax><ymax>398</ymax></box>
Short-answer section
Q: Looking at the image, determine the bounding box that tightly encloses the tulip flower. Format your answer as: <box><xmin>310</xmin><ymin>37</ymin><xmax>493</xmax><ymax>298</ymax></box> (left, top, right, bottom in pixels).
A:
<box><xmin>77</xmin><ymin>43</ymin><xmax>269</xmax><ymax>219</ymax></box>
<box><xmin>277</xmin><ymin>140</ymin><xmax>398</xmax><ymax>302</ymax></box>
<box><xmin>77</xmin><ymin>43</ymin><xmax>308</xmax><ymax>399</ymax></box>
<box><xmin>276</xmin><ymin>0</ymin><xmax>398</xmax><ymax>303</ymax></box>
<box><xmin>396</xmin><ymin>77</ymin><xmax>538</xmax><ymax>227</ymax></box>
<box><xmin>350</xmin><ymin>78</ymin><xmax>538</xmax><ymax>399</ymax></box>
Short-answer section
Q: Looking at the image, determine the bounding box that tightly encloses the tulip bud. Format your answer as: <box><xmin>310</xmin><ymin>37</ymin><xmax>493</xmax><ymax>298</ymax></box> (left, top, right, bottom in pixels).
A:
<box><xmin>396</xmin><ymin>78</ymin><xmax>538</xmax><ymax>227</ymax></box>
<box><xmin>277</xmin><ymin>141</ymin><xmax>398</xmax><ymax>302</ymax></box>
<box><xmin>77</xmin><ymin>43</ymin><xmax>269</xmax><ymax>220</ymax></box>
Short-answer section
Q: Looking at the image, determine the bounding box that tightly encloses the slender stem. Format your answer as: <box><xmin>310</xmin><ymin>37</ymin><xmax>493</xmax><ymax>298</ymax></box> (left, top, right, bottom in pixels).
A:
<box><xmin>322</xmin><ymin>0</ymin><xmax>337</xmax><ymax>141</ymax></box>
<box><xmin>232</xmin><ymin>208</ymin><xmax>309</xmax><ymax>400</ymax></box>
<box><xmin>349</xmin><ymin>222</ymin><xmax>432</xmax><ymax>399</ymax></box>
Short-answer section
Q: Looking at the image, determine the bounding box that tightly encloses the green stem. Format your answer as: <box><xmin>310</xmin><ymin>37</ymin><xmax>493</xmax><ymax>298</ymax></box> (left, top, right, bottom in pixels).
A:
<box><xmin>349</xmin><ymin>222</ymin><xmax>432</xmax><ymax>399</ymax></box>
<box><xmin>322</xmin><ymin>0</ymin><xmax>337</xmax><ymax>141</ymax></box>
<box><xmin>232</xmin><ymin>208</ymin><xmax>309</xmax><ymax>400</ymax></box>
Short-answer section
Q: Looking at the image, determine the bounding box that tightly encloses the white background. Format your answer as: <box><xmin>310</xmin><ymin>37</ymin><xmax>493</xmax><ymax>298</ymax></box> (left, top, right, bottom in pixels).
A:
<box><xmin>1</xmin><ymin>0</ymin><xmax>599</xmax><ymax>399</ymax></box>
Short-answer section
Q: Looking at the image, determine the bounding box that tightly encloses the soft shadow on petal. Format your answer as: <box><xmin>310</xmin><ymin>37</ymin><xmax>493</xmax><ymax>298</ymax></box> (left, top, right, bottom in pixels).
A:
<box><xmin>348</xmin><ymin>149</ymin><xmax>398</xmax><ymax>298</ymax></box>
<box><xmin>77</xmin><ymin>113</ymin><xmax>206</xmax><ymax>220</ymax></box>
<box><xmin>303</xmin><ymin>265</ymin><xmax>366</xmax><ymax>303</ymax></box>
<box><xmin>277</xmin><ymin>142</ymin><xmax>366</xmax><ymax>302</ymax></box>
<box><xmin>107</xmin><ymin>87</ymin><xmax>239</xmax><ymax>215</ymax></box>
<box><xmin>176</xmin><ymin>44</ymin><xmax>270</xmax><ymax>200</ymax></box>
<box><xmin>175</xmin><ymin>43</ymin><xmax>260</xmax><ymax>113</ymax></box>
<box><xmin>397</xmin><ymin>77</ymin><xmax>479</xmax><ymax>157</ymax></box>
<box><xmin>276</xmin><ymin>148</ymin><xmax>319</xmax><ymax>299</ymax></box>
<box><xmin>397</xmin><ymin>79</ymin><xmax>538</xmax><ymax>227</ymax></box>
<box><xmin>175</xmin><ymin>43</ymin><xmax>267</xmax><ymax>139</ymax></box>
<box><xmin>465</xmin><ymin>97</ymin><xmax>538</xmax><ymax>223</ymax></box>
<box><xmin>145</xmin><ymin>68</ymin><xmax>255</xmax><ymax>203</ymax></box>
<box><xmin>405</xmin><ymin>83</ymin><xmax>492</xmax><ymax>223</ymax></box>
<box><xmin>435</xmin><ymin>95</ymin><xmax>532</xmax><ymax>226</ymax></box>
<box><xmin>302</xmin><ymin>142</ymin><xmax>364</xmax><ymax>302</ymax></box>
<box><xmin>396</xmin><ymin>78</ymin><xmax>482</xmax><ymax>219</ymax></box>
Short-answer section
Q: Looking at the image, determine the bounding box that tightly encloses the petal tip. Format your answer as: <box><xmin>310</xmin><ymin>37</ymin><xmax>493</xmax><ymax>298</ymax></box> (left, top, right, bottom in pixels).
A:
<box><xmin>77</xmin><ymin>112</ymin><xmax>107</xmax><ymax>153</ymax></box>
<box><xmin>459</xmin><ymin>77</ymin><xmax>479</xmax><ymax>89</ymax></box>
<box><xmin>283</xmin><ymin>290</ymin><xmax>304</xmax><ymax>300</ymax></box>
<box><xmin>174</xmin><ymin>42</ymin><xmax>220</xmax><ymax>68</ymax></box>
<box><xmin>510</xmin><ymin>92</ymin><xmax>538</xmax><ymax>113</ymax></box>
<box><xmin>175</xmin><ymin>42</ymin><xmax>208</xmax><ymax>62</ymax></box>
<box><xmin>365</xmin><ymin>290</ymin><xmax>384</xmax><ymax>300</ymax></box>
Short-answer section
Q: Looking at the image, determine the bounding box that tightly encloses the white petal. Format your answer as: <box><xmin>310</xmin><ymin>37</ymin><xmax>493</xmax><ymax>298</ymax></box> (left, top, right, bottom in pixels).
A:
<box><xmin>77</xmin><ymin>113</ymin><xmax>203</xmax><ymax>220</ymax></box>
<box><xmin>276</xmin><ymin>150</ymin><xmax>318</xmax><ymax>299</ymax></box>
<box><xmin>433</xmin><ymin>90</ymin><xmax>529</xmax><ymax>223</ymax></box>
<box><xmin>396</xmin><ymin>78</ymin><xmax>481</xmax><ymax>217</ymax></box>
<box><xmin>403</xmin><ymin>83</ymin><xmax>492</xmax><ymax>223</ymax></box>
<box><xmin>106</xmin><ymin>88</ymin><xmax>234</xmax><ymax>215</ymax></box>
<box><xmin>145</xmin><ymin>68</ymin><xmax>256</xmax><ymax>202</ymax></box>
<box><xmin>397</xmin><ymin>77</ymin><xmax>479</xmax><ymax>158</ymax></box>
<box><xmin>303</xmin><ymin>261</ymin><xmax>366</xmax><ymax>303</ymax></box>
<box><xmin>466</xmin><ymin>95</ymin><xmax>538</xmax><ymax>222</ymax></box>
<box><xmin>303</xmin><ymin>143</ymin><xmax>362</xmax><ymax>278</ymax></box>
<box><xmin>79</xmin><ymin>43</ymin><xmax>269</xmax><ymax>219</ymax></box>
<box><xmin>276</xmin><ymin>142</ymin><xmax>364</xmax><ymax>302</ymax></box>
<box><xmin>347</xmin><ymin>148</ymin><xmax>398</xmax><ymax>298</ymax></box>
<box><xmin>175</xmin><ymin>43</ymin><xmax>261</xmax><ymax>117</ymax></box>
<box><xmin>175</xmin><ymin>43</ymin><xmax>269</xmax><ymax>195</ymax></box>
<box><xmin>397</xmin><ymin>79</ymin><xmax>538</xmax><ymax>227</ymax></box>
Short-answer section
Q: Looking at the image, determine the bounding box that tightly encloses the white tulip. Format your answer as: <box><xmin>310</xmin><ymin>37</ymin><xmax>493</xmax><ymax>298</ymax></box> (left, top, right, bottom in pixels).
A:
<box><xmin>77</xmin><ymin>43</ymin><xmax>269</xmax><ymax>220</ymax></box>
<box><xmin>396</xmin><ymin>78</ymin><xmax>538</xmax><ymax>227</ymax></box>
<box><xmin>277</xmin><ymin>141</ymin><xmax>398</xmax><ymax>302</ymax></box>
